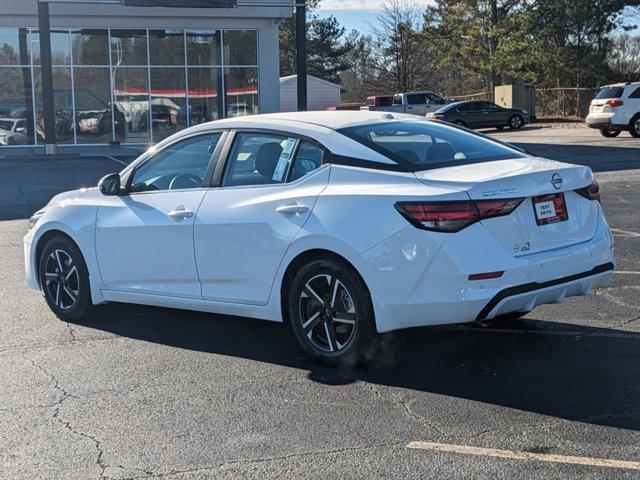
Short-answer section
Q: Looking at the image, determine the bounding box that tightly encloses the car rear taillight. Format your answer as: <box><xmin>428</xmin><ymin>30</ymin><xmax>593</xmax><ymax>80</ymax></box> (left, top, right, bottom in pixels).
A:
<box><xmin>395</xmin><ymin>198</ymin><xmax>524</xmax><ymax>233</ymax></box>
<box><xmin>576</xmin><ymin>181</ymin><xmax>600</xmax><ymax>202</ymax></box>
<box><xmin>606</xmin><ymin>99</ymin><xmax>624</xmax><ymax>107</ymax></box>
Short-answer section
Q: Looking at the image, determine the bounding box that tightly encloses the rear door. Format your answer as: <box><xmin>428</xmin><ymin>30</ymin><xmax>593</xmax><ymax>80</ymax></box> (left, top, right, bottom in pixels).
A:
<box><xmin>194</xmin><ymin>131</ymin><xmax>330</xmax><ymax>305</ymax></box>
<box><xmin>458</xmin><ymin>102</ymin><xmax>483</xmax><ymax>126</ymax></box>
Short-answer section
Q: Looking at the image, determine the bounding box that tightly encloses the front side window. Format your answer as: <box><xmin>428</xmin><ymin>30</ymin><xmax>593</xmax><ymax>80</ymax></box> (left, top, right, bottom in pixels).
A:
<box><xmin>407</xmin><ymin>94</ymin><xmax>426</xmax><ymax>105</ymax></box>
<box><xmin>339</xmin><ymin>120</ymin><xmax>527</xmax><ymax>171</ymax></box>
<box><xmin>130</xmin><ymin>133</ymin><xmax>221</xmax><ymax>192</ymax></box>
<box><xmin>223</xmin><ymin>133</ymin><xmax>298</xmax><ymax>187</ymax></box>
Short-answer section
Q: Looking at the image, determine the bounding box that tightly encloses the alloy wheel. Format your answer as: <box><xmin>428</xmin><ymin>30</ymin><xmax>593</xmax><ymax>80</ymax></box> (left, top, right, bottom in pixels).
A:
<box><xmin>510</xmin><ymin>115</ymin><xmax>523</xmax><ymax>128</ymax></box>
<box><xmin>43</xmin><ymin>249</ymin><xmax>80</xmax><ymax>310</ymax></box>
<box><xmin>298</xmin><ymin>274</ymin><xmax>357</xmax><ymax>353</ymax></box>
<box><xmin>635</xmin><ymin>119</ymin><xmax>640</xmax><ymax>136</ymax></box>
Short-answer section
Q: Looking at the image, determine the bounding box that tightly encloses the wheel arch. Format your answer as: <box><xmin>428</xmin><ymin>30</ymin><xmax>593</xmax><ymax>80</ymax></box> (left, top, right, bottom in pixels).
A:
<box><xmin>279</xmin><ymin>248</ymin><xmax>373</xmax><ymax>326</ymax></box>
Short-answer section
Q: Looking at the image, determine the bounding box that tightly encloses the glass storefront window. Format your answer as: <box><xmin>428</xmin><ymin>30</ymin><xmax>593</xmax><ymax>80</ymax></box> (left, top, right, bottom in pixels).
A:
<box><xmin>149</xmin><ymin>29</ymin><xmax>185</xmax><ymax>66</ymax></box>
<box><xmin>0</xmin><ymin>67</ymin><xmax>35</xmax><ymax>146</ymax></box>
<box><xmin>31</xmin><ymin>29</ymin><xmax>71</xmax><ymax>65</ymax></box>
<box><xmin>186</xmin><ymin>30</ymin><xmax>221</xmax><ymax>66</ymax></box>
<box><xmin>0</xmin><ymin>27</ymin><xmax>31</xmax><ymax>65</ymax></box>
<box><xmin>150</xmin><ymin>68</ymin><xmax>186</xmax><ymax>141</ymax></box>
<box><xmin>72</xmin><ymin>29</ymin><xmax>109</xmax><ymax>66</ymax></box>
<box><xmin>113</xmin><ymin>67</ymin><xmax>149</xmax><ymax>144</ymax></box>
<box><xmin>223</xmin><ymin>30</ymin><xmax>257</xmax><ymax>66</ymax></box>
<box><xmin>74</xmin><ymin>67</ymin><xmax>112</xmax><ymax>144</ymax></box>
<box><xmin>110</xmin><ymin>30</ymin><xmax>148</xmax><ymax>66</ymax></box>
<box><xmin>34</xmin><ymin>67</ymin><xmax>74</xmax><ymax>144</ymax></box>
<box><xmin>224</xmin><ymin>67</ymin><xmax>258</xmax><ymax>118</ymax></box>
<box><xmin>188</xmin><ymin>67</ymin><xmax>223</xmax><ymax>125</ymax></box>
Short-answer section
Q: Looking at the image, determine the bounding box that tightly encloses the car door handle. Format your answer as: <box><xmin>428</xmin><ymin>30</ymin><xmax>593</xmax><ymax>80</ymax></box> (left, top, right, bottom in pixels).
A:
<box><xmin>276</xmin><ymin>204</ymin><xmax>309</xmax><ymax>215</ymax></box>
<box><xmin>168</xmin><ymin>206</ymin><xmax>194</xmax><ymax>219</ymax></box>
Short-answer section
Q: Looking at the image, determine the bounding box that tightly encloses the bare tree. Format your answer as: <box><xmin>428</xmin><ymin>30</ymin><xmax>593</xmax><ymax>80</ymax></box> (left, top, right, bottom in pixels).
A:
<box><xmin>368</xmin><ymin>0</ymin><xmax>430</xmax><ymax>93</ymax></box>
<box><xmin>609</xmin><ymin>33</ymin><xmax>640</xmax><ymax>79</ymax></box>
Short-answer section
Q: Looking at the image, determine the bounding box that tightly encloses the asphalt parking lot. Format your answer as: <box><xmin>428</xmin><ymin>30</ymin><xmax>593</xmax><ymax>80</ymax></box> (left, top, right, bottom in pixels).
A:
<box><xmin>1</xmin><ymin>127</ymin><xmax>639</xmax><ymax>479</ymax></box>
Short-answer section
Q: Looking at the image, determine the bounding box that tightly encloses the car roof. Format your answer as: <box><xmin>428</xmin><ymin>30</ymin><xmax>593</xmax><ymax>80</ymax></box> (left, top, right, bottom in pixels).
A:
<box><xmin>601</xmin><ymin>82</ymin><xmax>640</xmax><ymax>88</ymax></box>
<box><xmin>193</xmin><ymin>110</ymin><xmax>414</xmax><ymax>131</ymax></box>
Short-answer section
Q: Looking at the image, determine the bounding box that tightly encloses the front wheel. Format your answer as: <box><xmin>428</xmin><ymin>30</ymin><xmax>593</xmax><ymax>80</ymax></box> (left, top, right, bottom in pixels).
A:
<box><xmin>600</xmin><ymin>127</ymin><xmax>621</xmax><ymax>138</ymax></box>
<box><xmin>508</xmin><ymin>114</ymin><xmax>524</xmax><ymax>129</ymax></box>
<box><xmin>38</xmin><ymin>235</ymin><xmax>93</xmax><ymax>322</ymax></box>
<box><xmin>629</xmin><ymin>115</ymin><xmax>640</xmax><ymax>138</ymax></box>
<box><xmin>287</xmin><ymin>258</ymin><xmax>375</xmax><ymax>366</ymax></box>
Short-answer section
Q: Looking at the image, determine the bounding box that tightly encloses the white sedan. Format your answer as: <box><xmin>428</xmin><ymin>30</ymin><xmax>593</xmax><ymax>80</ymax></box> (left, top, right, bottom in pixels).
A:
<box><xmin>24</xmin><ymin>111</ymin><xmax>614</xmax><ymax>364</ymax></box>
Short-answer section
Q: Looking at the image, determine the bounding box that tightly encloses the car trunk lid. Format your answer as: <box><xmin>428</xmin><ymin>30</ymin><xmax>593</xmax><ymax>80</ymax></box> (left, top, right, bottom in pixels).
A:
<box><xmin>413</xmin><ymin>157</ymin><xmax>599</xmax><ymax>256</ymax></box>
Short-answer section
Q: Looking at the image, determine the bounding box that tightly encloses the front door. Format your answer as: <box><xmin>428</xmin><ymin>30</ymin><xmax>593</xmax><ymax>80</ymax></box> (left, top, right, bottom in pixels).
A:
<box><xmin>95</xmin><ymin>132</ymin><xmax>222</xmax><ymax>298</ymax></box>
<box><xmin>194</xmin><ymin>132</ymin><xmax>330</xmax><ymax>305</ymax></box>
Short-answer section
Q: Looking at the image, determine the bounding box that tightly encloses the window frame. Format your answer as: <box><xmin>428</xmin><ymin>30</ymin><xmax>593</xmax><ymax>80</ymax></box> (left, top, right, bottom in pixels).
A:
<box><xmin>122</xmin><ymin>129</ymin><xmax>228</xmax><ymax>195</ymax></box>
<box><xmin>213</xmin><ymin>128</ymin><xmax>331</xmax><ymax>190</ymax></box>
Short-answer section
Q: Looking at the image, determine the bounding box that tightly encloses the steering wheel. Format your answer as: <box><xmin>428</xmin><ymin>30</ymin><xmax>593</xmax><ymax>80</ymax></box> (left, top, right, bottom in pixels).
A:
<box><xmin>169</xmin><ymin>173</ymin><xmax>202</xmax><ymax>190</ymax></box>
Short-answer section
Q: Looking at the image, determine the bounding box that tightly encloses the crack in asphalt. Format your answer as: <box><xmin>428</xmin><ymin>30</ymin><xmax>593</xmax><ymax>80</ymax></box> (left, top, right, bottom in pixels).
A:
<box><xmin>0</xmin><ymin>334</ymin><xmax>121</xmax><ymax>355</ymax></box>
<box><xmin>20</xmin><ymin>351</ymin><xmax>108</xmax><ymax>480</ymax></box>
<box><xmin>124</xmin><ymin>441</ymin><xmax>405</xmax><ymax>479</ymax></box>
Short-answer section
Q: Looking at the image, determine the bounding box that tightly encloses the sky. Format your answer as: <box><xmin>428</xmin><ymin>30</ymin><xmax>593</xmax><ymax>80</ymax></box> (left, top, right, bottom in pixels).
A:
<box><xmin>317</xmin><ymin>1</ymin><xmax>433</xmax><ymax>33</ymax></box>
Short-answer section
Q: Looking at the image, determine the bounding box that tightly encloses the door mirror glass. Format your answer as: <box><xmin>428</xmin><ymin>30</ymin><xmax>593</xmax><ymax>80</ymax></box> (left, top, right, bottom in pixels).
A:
<box><xmin>98</xmin><ymin>173</ymin><xmax>122</xmax><ymax>196</ymax></box>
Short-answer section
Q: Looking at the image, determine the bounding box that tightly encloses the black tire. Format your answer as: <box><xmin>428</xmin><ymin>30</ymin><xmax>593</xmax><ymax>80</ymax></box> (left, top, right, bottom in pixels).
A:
<box><xmin>287</xmin><ymin>257</ymin><xmax>375</xmax><ymax>366</ymax></box>
<box><xmin>600</xmin><ymin>127</ymin><xmax>621</xmax><ymax>138</ymax></box>
<box><xmin>629</xmin><ymin>115</ymin><xmax>640</xmax><ymax>138</ymax></box>
<box><xmin>38</xmin><ymin>235</ymin><xmax>93</xmax><ymax>322</ymax></box>
<box><xmin>508</xmin><ymin>114</ymin><xmax>524</xmax><ymax>130</ymax></box>
<box><xmin>454</xmin><ymin>119</ymin><xmax>466</xmax><ymax>127</ymax></box>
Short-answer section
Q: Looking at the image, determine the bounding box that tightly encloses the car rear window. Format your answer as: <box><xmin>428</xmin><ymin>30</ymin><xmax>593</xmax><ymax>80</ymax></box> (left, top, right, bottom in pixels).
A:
<box><xmin>339</xmin><ymin>120</ymin><xmax>527</xmax><ymax>171</ymax></box>
<box><xmin>595</xmin><ymin>87</ymin><xmax>624</xmax><ymax>99</ymax></box>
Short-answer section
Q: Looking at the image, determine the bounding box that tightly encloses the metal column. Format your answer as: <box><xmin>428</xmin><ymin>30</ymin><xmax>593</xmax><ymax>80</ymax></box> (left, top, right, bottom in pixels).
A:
<box><xmin>295</xmin><ymin>1</ymin><xmax>307</xmax><ymax>111</ymax></box>
<box><xmin>37</xmin><ymin>1</ymin><xmax>57</xmax><ymax>155</ymax></box>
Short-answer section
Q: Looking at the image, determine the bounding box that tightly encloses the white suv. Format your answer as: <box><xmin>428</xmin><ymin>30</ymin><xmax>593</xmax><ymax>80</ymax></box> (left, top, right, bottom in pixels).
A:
<box><xmin>586</xmin><ymin>82</ymin><xmax>640</xmax><ymax>138</ymax></box>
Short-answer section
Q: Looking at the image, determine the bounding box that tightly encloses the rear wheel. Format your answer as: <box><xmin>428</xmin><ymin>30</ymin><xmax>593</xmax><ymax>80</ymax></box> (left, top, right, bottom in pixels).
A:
<box><xmin>600</xmin><ymin>127</ymin><xmax>621</xmax><ymax>138</ymax></box>
<box><xmin>629</xmin><ymin>115</ymin><xmax>640</xmax><ymax>138</ymax></box>
<box><xmin>508</xmin><ymin>114</ymin><xmax>524</xmax><ymax>129</ymax></box>
<box><xmin>38</xmin><ymin>235</ymin><xmax>93</xmax><ymax>322</ymax></box>
<box><xmin>454</xmin><ymin>119</ymin><xmax>465</xmax><ymax>127</ymax></box>
<box><xmin>287</xmin><ymin>258</ymin><xmax>375</xmax><ymax>366</ymax></box>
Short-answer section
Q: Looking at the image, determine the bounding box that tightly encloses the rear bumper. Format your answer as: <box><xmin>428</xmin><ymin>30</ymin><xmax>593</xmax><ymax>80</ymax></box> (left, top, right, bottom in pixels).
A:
<box><xmin>363</xmin><ymin>208</ymin><xmax>615</xmax><ymax>332</ymax></box>
<box><xmin>476</xmin><ymin>262</ymin><xmax>613</xmax><ymax>321</ymax></box>
<box><xmin>585</xmin><ymin>112</ymin><xmax>628</xmax><ymax>129</ymax></box>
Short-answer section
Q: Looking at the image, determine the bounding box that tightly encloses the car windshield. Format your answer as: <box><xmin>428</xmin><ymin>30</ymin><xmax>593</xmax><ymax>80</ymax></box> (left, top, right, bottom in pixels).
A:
<box><xmin>0</xmin><ymin>120</ymin><xmax>14</xmax><ymax>131</ymax></box>
<box><xmin>339</xmin><ymin>120</ymin><xmax>527</xmax><ymax>171</ymax></box>
<box><xmin>595</xmin><ymin>87</ymin><xmax>624</xmax><ymax>99</ymax></box>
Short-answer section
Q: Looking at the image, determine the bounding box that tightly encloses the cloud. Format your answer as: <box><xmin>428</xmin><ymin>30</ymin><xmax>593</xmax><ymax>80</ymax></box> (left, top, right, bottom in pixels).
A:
<box><xmin>319</xmin><ymin>0</ymin><xmax>433</xmax><ymax>9</ymax></box>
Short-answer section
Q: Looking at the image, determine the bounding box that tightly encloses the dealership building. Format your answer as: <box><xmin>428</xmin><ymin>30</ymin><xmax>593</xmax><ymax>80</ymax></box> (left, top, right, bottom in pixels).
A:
<box><xmin>0</xmin><ymin>0</ymin><xmax>291</xmax><ymax>155</ymax></box>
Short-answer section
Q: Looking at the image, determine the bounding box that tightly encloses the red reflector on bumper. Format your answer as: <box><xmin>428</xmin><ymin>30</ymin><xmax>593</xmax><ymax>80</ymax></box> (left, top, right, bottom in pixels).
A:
<box><xmin>468</xmin><ymin>271</ymin><xmax>504</xmax><ymax>281</ymax></box>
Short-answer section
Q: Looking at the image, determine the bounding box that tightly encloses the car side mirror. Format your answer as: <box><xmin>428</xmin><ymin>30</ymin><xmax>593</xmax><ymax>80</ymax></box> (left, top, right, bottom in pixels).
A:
<box><xmin>98</xmin><ymin>173</ymin><xmax>122</xmax><ymax>196</ymax></box>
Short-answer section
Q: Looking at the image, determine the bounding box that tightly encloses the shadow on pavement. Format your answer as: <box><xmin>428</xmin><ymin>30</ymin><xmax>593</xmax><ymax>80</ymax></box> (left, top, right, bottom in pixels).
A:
<box><xmin>78</xmin><ymin>302</ymin><xmax>640</xmax><ymax>432</ymax></box>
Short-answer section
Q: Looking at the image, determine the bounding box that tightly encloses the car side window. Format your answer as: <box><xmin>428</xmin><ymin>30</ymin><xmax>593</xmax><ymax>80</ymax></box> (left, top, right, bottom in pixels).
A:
<box><xmin>289</xmin><ymin>141</ymin><xmax>326</xmax><ymax>182</ymax></box>
<box><xmin>629</xmin><ymin>87</ymin><xmax>640</xmax><ymax>99</ymax></box>
<box><xmin>482</xmin><ymin>102</ymin><xmax>500</xmax><ymax>112</ymax></box>
<box><xmin>458</xmin><ymin>103</ymin><xmax>478</xmax><ymax>112</ymax></box>
<box><xmin>223</xmin><ymin>133</ymin><xmax>298</xmax><ymax>187</ymax></box>
<box><xmin>393</xmin><ymin>95</ymin><xmax>403</xmax><ymax>105</ymax></box>
<box><xmin>130</xmin><ymin>133</ymin><xmax>221</xmax><ymax>193</ymax></box>
<box><xmin>407</xmin><ymin>94</ymin><xmax>426</xmax><ymax>105</ymax></box>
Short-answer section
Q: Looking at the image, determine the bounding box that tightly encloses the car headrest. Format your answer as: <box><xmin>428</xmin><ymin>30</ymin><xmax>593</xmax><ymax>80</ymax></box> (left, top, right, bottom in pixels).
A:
<box><xmin>255</xmin><ymin>142</ymin><xmax>283</xmax><ymax>179</ymax></box>
<box><xmin>426</xmin><ymin>142</ymin><xmax>456</xmax><ymax>163</ymax></box>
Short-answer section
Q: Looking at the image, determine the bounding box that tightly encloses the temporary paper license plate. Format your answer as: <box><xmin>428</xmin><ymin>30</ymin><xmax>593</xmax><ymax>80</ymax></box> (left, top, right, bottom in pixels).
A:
<box><xmin>532</xmin><ymin>193</ymin><xmax>568</xmax><ymax>226</ymax></box>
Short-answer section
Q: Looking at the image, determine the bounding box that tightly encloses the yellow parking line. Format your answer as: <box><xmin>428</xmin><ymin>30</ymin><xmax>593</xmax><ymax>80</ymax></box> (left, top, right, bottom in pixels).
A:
<box><xmin>611</xmin><ymin>228</ymin><xmax>640</xmax><ymax>238</ymax></box>
<box><xmin>407</xmin><ymin>441</ymin><xmax>640</xmax><ymax>470</ymax></box>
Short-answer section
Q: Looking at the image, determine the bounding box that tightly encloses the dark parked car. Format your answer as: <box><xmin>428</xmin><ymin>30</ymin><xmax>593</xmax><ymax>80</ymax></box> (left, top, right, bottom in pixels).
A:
<box><xmin>427</xmin><ymin>100</ymin><xmax>529</xmax><ymax>130</ymax></box>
